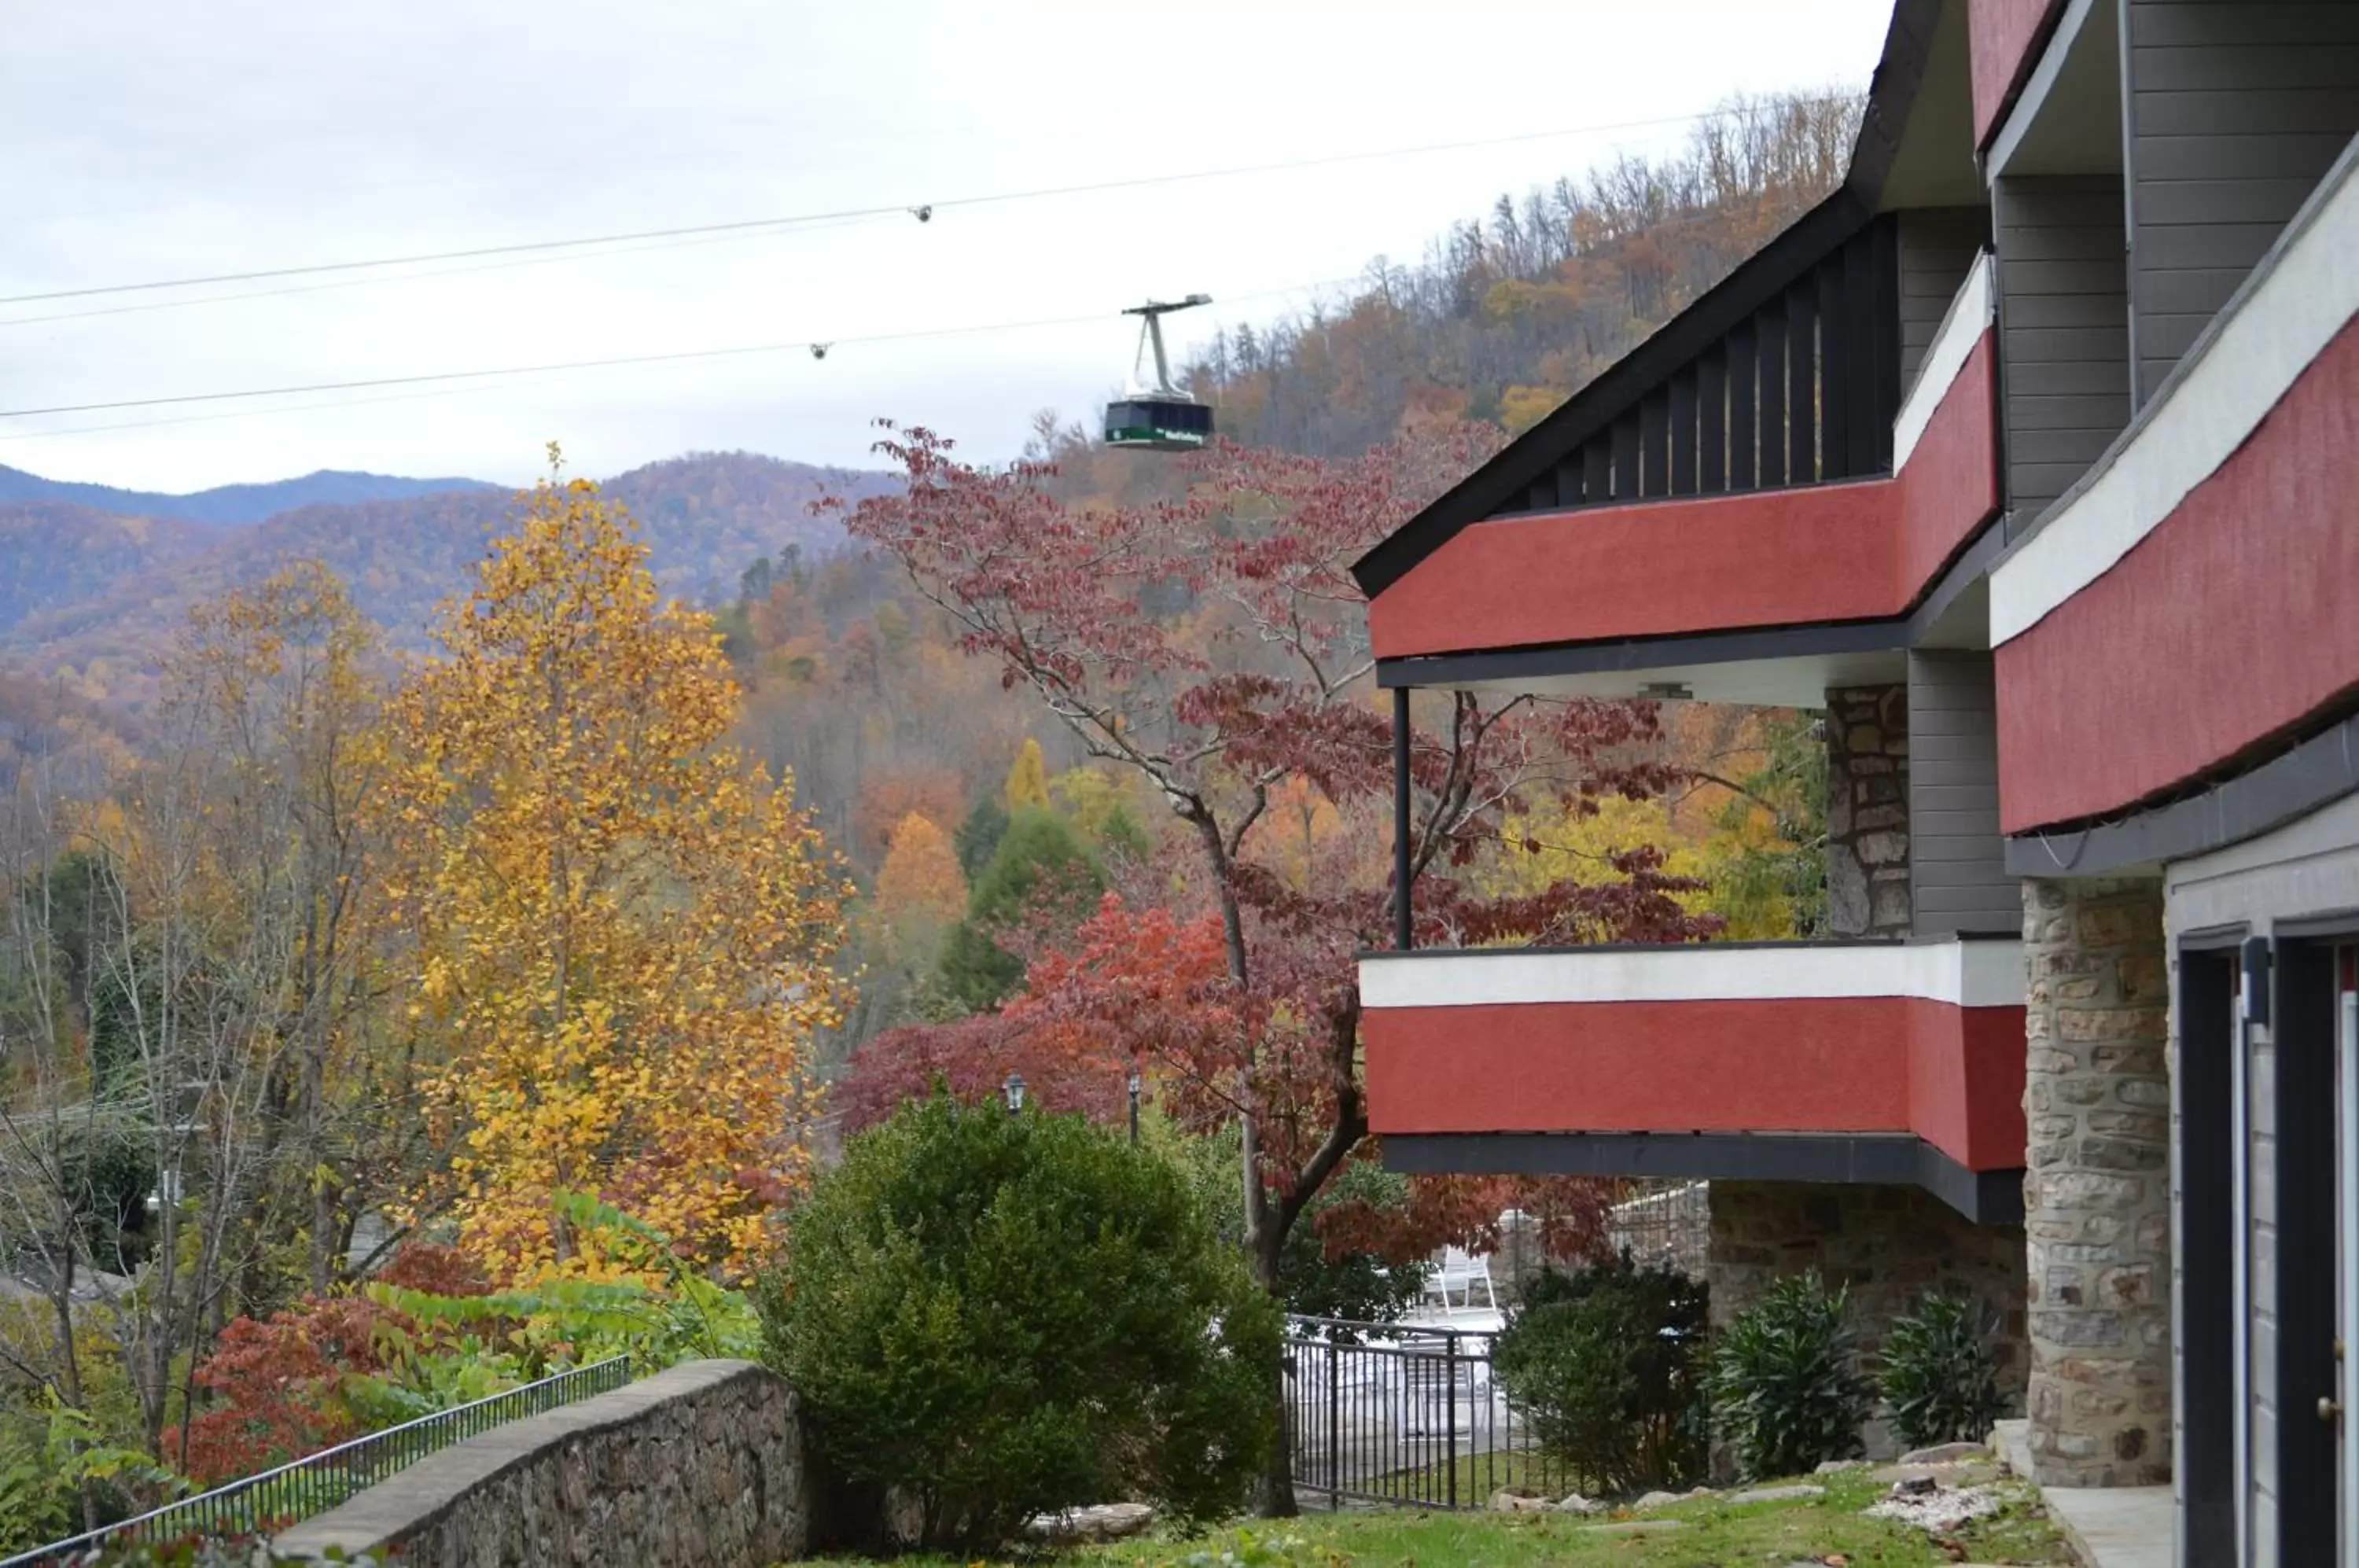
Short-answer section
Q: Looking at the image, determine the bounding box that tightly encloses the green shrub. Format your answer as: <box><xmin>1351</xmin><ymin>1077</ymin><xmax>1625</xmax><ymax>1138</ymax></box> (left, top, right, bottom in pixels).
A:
<box><xmin>759</xmin><ymin>1094</ymin><xmax>1279</xmax><ymax>1554</ymax></box>
<box><xmin>1490</xmin><ymin>1260</ymin><xmax>1709</xmax><ymax>1493</ymax></box>
<box><xmin>1181</xmin><ymin>1130</ymin><xmax>1426</xmax><ymax>1327</ymax></box>
<box><xmin>1707</xmin><ymin>1271</ymin><xmax>1874</xmax><ymax>1479</ymax></box>
<box><xmin>0</xmin><ymin>1401</ymin><xmax>182</xmax><ymax>1556</ymax></box>
<box><xmin>1879</xmin><ymin>1291</ymin><xmax>2006</xmax><ymax>1451</ymax></box>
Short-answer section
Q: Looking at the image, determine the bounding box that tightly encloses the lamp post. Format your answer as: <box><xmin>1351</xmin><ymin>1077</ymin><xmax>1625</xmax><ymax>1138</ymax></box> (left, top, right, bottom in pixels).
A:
<box><xmin>1127</xmin><ymin>1066</ymin><xmax>1142</xmax><ymax>1146</ymax></box>
<box><xmin>1003</xmin><ymin>1073</ymin><xmax>1026</xmax><ymax>1116</ymax></box>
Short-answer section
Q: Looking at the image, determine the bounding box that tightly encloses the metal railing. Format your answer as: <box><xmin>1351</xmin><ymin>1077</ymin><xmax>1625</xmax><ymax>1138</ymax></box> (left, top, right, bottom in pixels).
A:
<box><xmin>5</xmin><ymin>1356</ymin><xmax>632</xmax><ymax>1567</ymax></box>
<box><xmin>1284</xmin><ymin>1316</ymin><xmax>1570</xmax><ymax>1510</ymax></box>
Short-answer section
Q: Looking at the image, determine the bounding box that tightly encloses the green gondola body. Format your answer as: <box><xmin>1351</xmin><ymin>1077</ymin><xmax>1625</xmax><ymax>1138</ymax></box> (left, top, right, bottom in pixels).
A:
<box><xmin>1104</xmin><ymin>396</ymin><xmax>1213</xmax><ymax>451</ymax></box>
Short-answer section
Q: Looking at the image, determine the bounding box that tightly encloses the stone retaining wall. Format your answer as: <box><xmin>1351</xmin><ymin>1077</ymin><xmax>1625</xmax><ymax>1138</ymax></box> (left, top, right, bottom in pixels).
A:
<box><xmin>1707</xmin><ymin>1180</ymin><xmax>2029</xmax><ymax>1462</ymax></box>
<box><xmin>274</xmin><ymin>1359</ymin><xmax>807</xmax><ymax>1567</ymax></box>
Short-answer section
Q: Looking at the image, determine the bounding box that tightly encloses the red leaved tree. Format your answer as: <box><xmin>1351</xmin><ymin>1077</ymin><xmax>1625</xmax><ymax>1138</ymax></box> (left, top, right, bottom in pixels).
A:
<box><xmin>830</xmin><ymin>421</ymin><xmax>1718</xmax><ymax>1509</ymax></box>
<box><xmin>182</xmin><ymin>1243</ymin><xmax>491</xmax><ymax>1483</ymax></box>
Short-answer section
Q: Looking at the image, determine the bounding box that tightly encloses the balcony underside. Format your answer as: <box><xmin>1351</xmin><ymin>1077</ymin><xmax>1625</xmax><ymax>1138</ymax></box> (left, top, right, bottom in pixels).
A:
<box><xmin>1382</xmin><ymin>1131</ymin><xmax>2022</xmax><ymax>1225</ymax></box>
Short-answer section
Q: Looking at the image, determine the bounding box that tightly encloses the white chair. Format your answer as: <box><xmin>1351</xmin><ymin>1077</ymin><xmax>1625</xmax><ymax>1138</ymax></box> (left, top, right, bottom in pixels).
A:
<box><xmin>1426</xmin><ymin>1246</ymin><xmax>1498</xmax><ymax>1312</ymax></box>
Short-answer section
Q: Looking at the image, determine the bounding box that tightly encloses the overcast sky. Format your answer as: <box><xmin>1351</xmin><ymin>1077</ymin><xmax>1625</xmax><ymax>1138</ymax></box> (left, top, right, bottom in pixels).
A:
<box><xmin>0</xmin><ymin>1</ymin><xmax>1892</xmax><ymax>492</ymax></box>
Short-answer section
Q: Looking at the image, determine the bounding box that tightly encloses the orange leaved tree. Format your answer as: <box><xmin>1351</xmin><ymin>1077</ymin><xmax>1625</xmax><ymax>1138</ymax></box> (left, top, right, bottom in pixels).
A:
<box><xmin>374</xmin><ymin>455</ymin><xmax>849</xmax><ymax>1282</ymax></box>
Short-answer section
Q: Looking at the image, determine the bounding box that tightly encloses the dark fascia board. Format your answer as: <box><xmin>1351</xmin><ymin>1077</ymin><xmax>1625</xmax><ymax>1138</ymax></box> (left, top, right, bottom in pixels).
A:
<box><xmin>1372</xmin><ymin>501</ymin><xmax>2004</xmax><ymax>690</ymax></box>
<box><xmin>2004</xmin><ymin>710</ymin><xmax>2359</xmax><ymax>879</ymax></box>
<box><xmin>1381</xmin><ymin>1130</ymin><xmax>2022</xmax><ymax>1224</ymax></box>
<box><xmin>1349</xmin><ymin>0</ymin><xmax>1947</xmax><ymax>604</ymax></box>
<box><xmin>1849</xmin><ymin>0</ymin><xmax>1945</xmax><ymax>199</ymax></box>
<box><xmin>1375</xmin><ymin>614</ymin><xmax>1907</xmax><ymax>690</ymax></box>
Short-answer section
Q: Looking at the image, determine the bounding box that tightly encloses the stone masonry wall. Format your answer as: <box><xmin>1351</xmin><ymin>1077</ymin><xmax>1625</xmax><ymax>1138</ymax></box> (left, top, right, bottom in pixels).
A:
<box><xmin>1824</xmin><ymin>684</ymin><xmax>1912</xmax><ymax>937</ymax></box>
<box><xmin>2020</xmin><ymin>876</ymin><xmax>2173</xmax><ymax>1486</ymax></box>
<box><xmin>274</xmin><ymin>1359</ymin><xmax>806</xmax><ymax>1567</ymax></box>
<box><xmin>1707</xmin><ymin>1180</ymin><xmax>2028</xmax><ymax>1462</ymax></box>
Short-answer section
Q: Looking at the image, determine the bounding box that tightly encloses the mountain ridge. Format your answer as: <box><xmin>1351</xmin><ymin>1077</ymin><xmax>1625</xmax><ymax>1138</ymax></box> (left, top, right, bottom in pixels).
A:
<box><xmin>0</xmin><ymin>463</ymin><xmax>502</xmax><ymax>526</ymax></box>
<box><xmin>0</xmin><ymin>450</ymin><xmax>898</xmax><ymax>716</ymax></box>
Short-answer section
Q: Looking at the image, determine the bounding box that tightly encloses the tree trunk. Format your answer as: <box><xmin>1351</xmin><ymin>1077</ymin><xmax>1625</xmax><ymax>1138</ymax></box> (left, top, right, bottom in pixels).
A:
<box><xmin>1247</xmin><ymin>1209</ymin><xmax>1299</xmax><ymax>1518</ymax></box>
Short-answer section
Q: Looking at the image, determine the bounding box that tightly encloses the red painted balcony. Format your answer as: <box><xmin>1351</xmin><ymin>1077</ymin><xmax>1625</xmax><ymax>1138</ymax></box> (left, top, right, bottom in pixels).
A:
<box><xmin>1366</xmin><ymin>254</ymin><xmax>2000</xmax><ymax>672</ymax></box>
<box><xmin>1360</xmin><ymin>935</ymin><xmax>2028</xmax><ymax>1220</ymax></box>
<box><xmin>1353</xmin><ymin>173</ymin><xmax>2007</xmax><ymax>690</ymax></box>
<box><xmin>1993</xmin><ymin>148</ymin><xmax>2359</xmax><ymax>839</ymax></box>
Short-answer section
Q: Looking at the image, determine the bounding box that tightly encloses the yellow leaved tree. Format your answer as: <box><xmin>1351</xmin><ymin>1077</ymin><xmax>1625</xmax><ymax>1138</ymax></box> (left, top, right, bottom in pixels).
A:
<box><xmin>374</xmin><ymin>458</ymin><xmax>848</xmax><ymax>1282</ymax></box>
<box><xmin>1004</xmin><ymin>736</ymin><xmax>1051</xmax><ymax>811</ymax></box>
<box><xmin>872</xmin><ymin>810</ymin><xmax>966</xmax><ymax>963</ymax></box>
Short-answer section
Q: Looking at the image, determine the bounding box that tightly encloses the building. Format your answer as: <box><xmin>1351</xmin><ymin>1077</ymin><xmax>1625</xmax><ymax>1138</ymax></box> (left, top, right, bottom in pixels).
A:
<box><xmin>1349</xmin><ymin>2</ymin><xmax>2359</xmax><ymax>1559</ymax></box>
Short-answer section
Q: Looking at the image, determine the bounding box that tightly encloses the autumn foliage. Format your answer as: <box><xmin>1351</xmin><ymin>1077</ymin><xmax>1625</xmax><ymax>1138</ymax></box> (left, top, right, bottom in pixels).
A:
<box><xmin>834</xmin><ymin>421</ymin><xmax>1719</xmax><ymax>1349</ymax></box>
<box><xmin>181</xmin><ymin>1246</ymin><xmax>490</xmax><ymax>1485</ymax></box>
<box><xmin>374</xmin><ymin>461</ymin><xmax>850</xmax><ymax>1282</ymax></box>
<box><xmin>874</xmin><ymin>812</ymin><xmax>966</xmax><ymax>929</ymax></box>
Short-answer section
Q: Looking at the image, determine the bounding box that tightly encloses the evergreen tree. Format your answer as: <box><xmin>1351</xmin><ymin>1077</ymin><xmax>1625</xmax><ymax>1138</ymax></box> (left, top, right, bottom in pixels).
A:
<box><xmin>951</xmin><ymin>794</ymin><xmax>1010</xmax><ymax>882</ymax></box>
<box><xmin>936</xmin><ymin>808</ymin><xmax>1099</xmax><ymax>1014</ymax></box>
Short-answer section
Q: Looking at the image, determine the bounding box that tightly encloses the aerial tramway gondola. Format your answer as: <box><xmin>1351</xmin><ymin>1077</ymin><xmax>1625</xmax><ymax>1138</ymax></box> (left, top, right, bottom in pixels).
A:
<box><xmin>1103</xmin><ymin>293</ymin><xmax>1213</xmax><ymax>451</ymax></box>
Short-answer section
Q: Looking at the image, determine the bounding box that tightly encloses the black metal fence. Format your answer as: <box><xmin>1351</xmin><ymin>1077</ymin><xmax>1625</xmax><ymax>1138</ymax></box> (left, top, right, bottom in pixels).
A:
<box><xmin>1284</xmin><ymin>1316</ymin><xmax>1570</xmax><ymax>1510</ymax></box>
<box><xmin>3</xmin><ymin>1356</ymin><xmax>632</xmax><ymax>1567</ymax></box>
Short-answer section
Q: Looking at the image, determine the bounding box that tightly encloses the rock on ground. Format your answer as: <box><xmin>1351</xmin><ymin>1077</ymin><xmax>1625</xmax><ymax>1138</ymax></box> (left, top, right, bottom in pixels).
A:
<box><xmin>1025</xmin><ymin>1503</ymin><xmax>1155</xmax><ymax>1542</ymax></box>
<box><xmin>1863</xmin><ymin>1482</ymin><xmax>2004</xmax><ymax>1534</ymax></box>
<box><xmin>1898</xmin><ymin>1441</ymin><xmax>1987</xmax><ymax>1465</ymax></box>
<box><xmin>1729</xmin><ymin>1484</ymin><xmax>1825</xmax><ymax>1504</ymax></box>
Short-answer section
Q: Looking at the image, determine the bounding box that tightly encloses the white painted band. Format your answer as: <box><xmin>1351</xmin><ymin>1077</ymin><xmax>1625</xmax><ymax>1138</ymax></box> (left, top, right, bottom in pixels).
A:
<box><xmin>1890</xmin><ymin>250</ymin><xmax>1994</xmax><ymax>472</ymax></box>
<box><xmin>1360</xmin><ymin>937</ymin><xmax>2026</xmax><ymax>1011</ymax></box>
<box><xmin>1991</xmin><ymin>142</ymin><xmax>2359</xmax><ymax>646</ymax></box>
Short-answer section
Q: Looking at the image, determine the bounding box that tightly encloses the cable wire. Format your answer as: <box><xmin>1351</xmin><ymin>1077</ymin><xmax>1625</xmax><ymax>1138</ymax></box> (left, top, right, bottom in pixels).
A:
<box><xmin>0</xmin><ymin>99</ymin><xmax>1843</xmax><ymax>310</ymax></box>
<box><xmin>0</xmin><ymin>278</ymin><xmax>1352</xmax><ymax>431</ymax></box>
<box><xmin>0</xmin><ymin>213</ymin><xmax>891</xmax><ymax>330</ymax></box>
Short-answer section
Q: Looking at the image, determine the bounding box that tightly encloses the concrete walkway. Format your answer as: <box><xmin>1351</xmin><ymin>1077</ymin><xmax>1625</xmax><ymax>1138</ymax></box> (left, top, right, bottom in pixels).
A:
<box><xmin>1992</xmin><ymin>1420</ymin><xmax>2173</xmax><ymax>1568</ymax></box>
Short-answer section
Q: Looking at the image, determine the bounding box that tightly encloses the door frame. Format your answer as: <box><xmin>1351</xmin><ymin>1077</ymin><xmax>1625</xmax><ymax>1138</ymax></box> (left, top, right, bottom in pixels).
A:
<box><xmin>2272</xmin><ymin>922</ymin><xmax>2359</xmax><ymax>1566</ymax></box>
<box><xmin>2177</xmin><ymin>929</ymin><xmax>2243</xmax><ymax>1565</ymax></box>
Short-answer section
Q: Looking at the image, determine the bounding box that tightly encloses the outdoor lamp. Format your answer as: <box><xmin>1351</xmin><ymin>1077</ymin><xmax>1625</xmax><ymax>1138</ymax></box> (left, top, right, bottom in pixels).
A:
<box><xmin>1004</xmin><ymin>1072</ymin><xmax>1026</xmax><ymax>1114</ymax></box>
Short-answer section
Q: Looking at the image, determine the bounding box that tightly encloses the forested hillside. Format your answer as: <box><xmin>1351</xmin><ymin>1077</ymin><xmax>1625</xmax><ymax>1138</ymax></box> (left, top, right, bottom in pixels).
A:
<box><xmin>1</xmin><ymin>451</ymin><xmax>895</xmax><ymax>716</ymax></box>
<box><xmin>0</xmin><ymin>503</ymin><xmax>215</xmax><ymax>635</ymax></box>
<box><xmin>1190</xmin><ymin>92</ymin><xmax>1858</xmax><ymax>456</ymax></box>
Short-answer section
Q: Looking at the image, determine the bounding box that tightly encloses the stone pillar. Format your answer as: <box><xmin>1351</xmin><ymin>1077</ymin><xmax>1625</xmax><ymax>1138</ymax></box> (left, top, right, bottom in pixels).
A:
<box><xmin>1824</xmin><ymin>684</ymin><xmax>1912</xmax><ymax>937</ymax></box>
<box><xmin>2021</xmin><ymin>876</ymin><xmax>2172</xmax><ymax>1485</ymax></box>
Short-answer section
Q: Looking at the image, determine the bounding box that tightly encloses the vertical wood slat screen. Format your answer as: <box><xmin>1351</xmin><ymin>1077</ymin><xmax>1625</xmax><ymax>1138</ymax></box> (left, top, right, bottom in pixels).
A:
<box><xmin>1488</xmin><ymin>212</ymin><xmax>1901</xmax><ymax>519</ymax></box>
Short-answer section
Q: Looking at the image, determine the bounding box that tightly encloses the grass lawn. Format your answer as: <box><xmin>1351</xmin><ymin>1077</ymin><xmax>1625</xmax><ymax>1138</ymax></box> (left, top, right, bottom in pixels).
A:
<box><xmin>784</xmin><ymin>1465</ymin><xmax>2076</xmax><ymax>1566</ymax></box>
